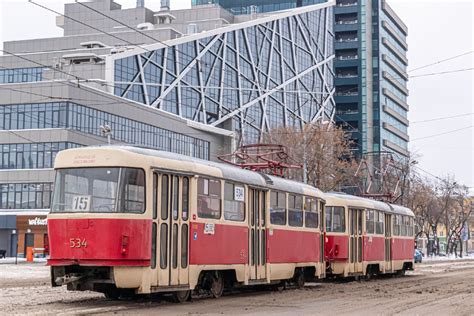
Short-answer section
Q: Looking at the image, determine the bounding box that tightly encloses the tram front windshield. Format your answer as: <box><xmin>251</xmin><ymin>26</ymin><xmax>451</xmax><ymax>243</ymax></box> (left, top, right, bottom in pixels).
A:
<box><xmin>51</xmin><ymin>167</ymin><xmax>145</xmax><ymax>213</ymax></box>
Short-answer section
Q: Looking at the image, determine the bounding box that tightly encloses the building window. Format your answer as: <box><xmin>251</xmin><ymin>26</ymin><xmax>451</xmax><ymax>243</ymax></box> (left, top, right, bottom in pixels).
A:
<box><xmin>0</xmin><ymin>67</ymin><xmax>46</xmax><ymax>84</ymax></box>
<box><xmin>0</xmin><ymin>183</ymin><xmax>52</xmax><ymax>210</ymax></box>
<box><xmin>197</xmin><ymin>177</ymin><xmax>221</xmax><ymax>219</ymax></box>
<box><xmin>0</xmin><ymin>142</ymin><xmax>80</xmax><ymax>169</ymax></box>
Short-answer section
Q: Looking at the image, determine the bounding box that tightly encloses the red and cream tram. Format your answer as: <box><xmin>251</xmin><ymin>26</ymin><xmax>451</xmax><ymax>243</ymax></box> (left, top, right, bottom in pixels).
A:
<box><xmin>48</xmin><ymin>146</ymin><xmax>326</xmax><ymax>300</ymax></box>
<box><xmin>324</xmin><ymin>193</ymin><xmax>415</xmax><ymax>278</ymax></box>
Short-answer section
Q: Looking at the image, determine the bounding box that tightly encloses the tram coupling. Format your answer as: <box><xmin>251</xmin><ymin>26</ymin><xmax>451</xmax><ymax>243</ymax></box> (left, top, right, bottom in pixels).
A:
<box><xmin>54</xmin><ymin>273</ymin><xmax>84</xmax><ymax>286</ymax></box>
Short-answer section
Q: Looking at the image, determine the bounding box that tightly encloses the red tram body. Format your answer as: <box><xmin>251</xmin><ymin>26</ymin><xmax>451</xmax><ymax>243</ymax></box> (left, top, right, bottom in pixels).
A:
<box><xmin>324</xmin><ymin>193</ymin><xmax>414</xmax><ymax>277</ymax></box>
<box><xmin>47</xmin><ymin>146</ymin><xmax>414</xmax><ymax>300</ymax></box>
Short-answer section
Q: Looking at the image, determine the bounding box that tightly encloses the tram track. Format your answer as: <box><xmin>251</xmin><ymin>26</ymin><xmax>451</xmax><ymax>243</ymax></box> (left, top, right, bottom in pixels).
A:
<box><xmin>1</xmin><ymin>260</ymin><xmax>474</xmax><ymax>315</ymax></box>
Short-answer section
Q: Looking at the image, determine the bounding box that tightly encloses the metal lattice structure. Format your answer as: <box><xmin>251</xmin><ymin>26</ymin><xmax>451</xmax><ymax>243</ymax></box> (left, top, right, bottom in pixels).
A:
<box><xmin>110</xmin><ymin>3</ymin><xmax>335</xmax><ymax>143</ymax></box>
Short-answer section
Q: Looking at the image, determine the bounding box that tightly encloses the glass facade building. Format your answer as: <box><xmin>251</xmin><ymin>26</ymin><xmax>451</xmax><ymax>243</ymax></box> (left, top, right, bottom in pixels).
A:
<box><xmin>207</xmin><ymin>0</ymin><xmax>410</xmax><ymax>158</ymax></box>
<box><xmin>192</xmin><ymin>0</ymin><xmax>327</xmax><ymax>14</ymax></box>
<box><xmin>0</xmin><ymin>102</ymin><xmax>210</xmax><ymax>160</ymax></box>
<box><xmin>334</xmin><ymin>0</ymin><xmax>409</xmax><ymax>158</ymax></box>
<box><xmin>112</xmin><ymin>3</ymin><xmax>335</xmax><ymax>143</ymax></box>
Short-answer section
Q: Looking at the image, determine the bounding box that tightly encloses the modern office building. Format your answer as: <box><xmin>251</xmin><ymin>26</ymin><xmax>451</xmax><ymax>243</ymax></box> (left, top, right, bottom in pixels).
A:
<box><xmin>334</xmin><ymin>0</ymin><xmax>409</xmax><ymax>158</ymax></box>
<box><xmin>191</xmin><ymin>0</ymin><xmax>327</xmax><ymax>15</ymax></box>
<box><xmin>0</xmin><ymin>0</ymin><xmax>335</xmax><ymax>256</ymax></box>
<box><xmin>205</xmin><ymin>0</ymin><xmax>410</xmax><ymax>159</ymax></box>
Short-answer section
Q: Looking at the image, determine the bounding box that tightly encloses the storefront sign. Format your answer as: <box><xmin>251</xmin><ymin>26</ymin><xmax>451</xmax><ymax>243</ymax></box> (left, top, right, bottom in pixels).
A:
<box><xmin>28</xmin><ymin>217</ymin><xmax>48</xmax><ymax>226</ymax></box>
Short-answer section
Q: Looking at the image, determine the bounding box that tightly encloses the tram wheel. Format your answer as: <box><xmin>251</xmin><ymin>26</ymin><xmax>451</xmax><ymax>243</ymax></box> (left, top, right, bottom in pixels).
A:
<box><xmin>210</xmin><ymin>271</ymin><xmax>224</xmax><ymax>298</ymax></box>
<box><xmin>396</xmin><ymin>269</ymin><xmax>406</xmax><ymax>277</ymax></box>
<box><xmin>294</xmin><ymin>270</ymin><xmax>305</xmax><ymax>289</ymax></box>
<box><xmin>104</xmin><ymin>289</ymin><xmax>121</xmax><ymax>300</ymax></box>
<box><xmin>365</xmin><ymin>272</ymin><xmax>372</xmax><ymax>281</ymax></box>
<box><xmin>172</xmin><ymin>290</ymin><xmax>191</xmax><ymax>303</ymax></box>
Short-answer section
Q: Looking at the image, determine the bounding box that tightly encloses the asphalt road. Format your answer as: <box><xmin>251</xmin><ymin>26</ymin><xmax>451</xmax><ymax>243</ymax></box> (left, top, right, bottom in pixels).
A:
<box><xmin>1</xmin><ymin>259</ymin><xmax>474</xmax><ymax>315</ymax></box>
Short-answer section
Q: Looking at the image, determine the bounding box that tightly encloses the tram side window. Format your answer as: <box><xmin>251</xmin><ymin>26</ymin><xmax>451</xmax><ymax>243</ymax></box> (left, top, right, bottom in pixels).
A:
<box><xmin>288</xmin><ymin>194</ymin><xmax>303</xmax><ymax>227</ymax></box>
<box><xmin>224</xmin><ymin>182</ymin><xmax>245</xmax><ymax>222</ymax></box>
<box><xmin>325</xmin><ymin>206</ymin><xmax>345</xmax><ymax>233</ymax></box>
<box><xmin>270</xmin><ymin>191</ymin><xmax>286</xmax><ymax>225</ymax></box>
<box><xmin>182</xmin><ymin>177</ymin><xmax>189</xmax><ymax>221</ymax></box>
<box><xmin>401</xmin><ymin>216</ymin><xmax>407</xmax><ymax>236</ymax></box>
<box><xmin>394</xmin><ymin>215</ymin><xmax>401</xmax><ymax>236</ymax></box>
<box><xmin>408</xmin><ymin>217</ymin><xmax>414</xmax><ymax>236</ymax></box>
<box><xmin>304</xmin><ymin>197</ymin><xmax>318</xmax><ymax>228</ymax></box>
<box><xmin>197</xmin><ymin>177</ymin><xmax>221</xmax><ymax>219</ymax></box>
<box><xmin>375</xmin><ymin>211</ymin><xmax>384</xmax><ymax>235</ymax></box>
<box><xmin>121</xmin><ymin>168</ymin><xmax>146</xmax><ymax>213</ymax></box>
<box><xmin>366</xmin><ymin>210</ymin><xmax>375</xmax><ymax>234</ymax></box>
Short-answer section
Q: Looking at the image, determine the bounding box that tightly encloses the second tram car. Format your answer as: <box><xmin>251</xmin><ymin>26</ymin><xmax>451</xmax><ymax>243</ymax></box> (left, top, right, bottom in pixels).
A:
<box><xmin>324</xmin><ymin>193</ymin><xmax>415</xmax><ymax>278</ymax></box>
<box><xmin>48</xmin><ymin>146</ymin><xmax>326</xmax><ymax>300</ymax></box>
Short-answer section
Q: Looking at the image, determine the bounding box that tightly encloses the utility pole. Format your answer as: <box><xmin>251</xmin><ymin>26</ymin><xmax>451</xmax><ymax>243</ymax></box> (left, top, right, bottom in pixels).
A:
<box><xmin>303</xmin><ymin>124</ymin><xmax>307</xmax><ymax>184</ymax></box>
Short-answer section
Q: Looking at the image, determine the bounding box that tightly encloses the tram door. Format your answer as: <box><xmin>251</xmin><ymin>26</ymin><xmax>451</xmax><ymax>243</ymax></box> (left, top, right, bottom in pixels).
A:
<box><xmin>155</xmin><ymin>173</ymin><xmax>190</xmax><ymax>287</ymax></box>
<box><xmin>248</xmin><ymin>189</ymin><xmax>267</xmax><ymax>281</ymax></box>
<box><xmin>348</xmin><ymin>208</ymin><xmax>363</xmax><ymax>273</ymax></box>
<box><xmin>384</xmin><ymin>214</ymin><xmax>392</xmax><ymax>271</ymax></box>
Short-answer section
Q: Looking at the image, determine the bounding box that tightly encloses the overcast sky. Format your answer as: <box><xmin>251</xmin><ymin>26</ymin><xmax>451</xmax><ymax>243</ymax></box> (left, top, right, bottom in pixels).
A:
<box><xmin>0</xmin><ymin>0</ymin><xmax>473</xmax><ymax>191</ymax></box>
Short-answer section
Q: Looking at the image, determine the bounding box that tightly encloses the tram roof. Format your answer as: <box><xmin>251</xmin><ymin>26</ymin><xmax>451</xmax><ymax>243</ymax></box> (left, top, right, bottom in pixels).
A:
<box><xmin>325</xmin><ymin>192</ymin><xmax>414</xmax><ymax>217</ymax></box>
<box><xmin>74</xmin><ymin>146</ymin><xmax>324</xmax><ymax>198</ymax></box>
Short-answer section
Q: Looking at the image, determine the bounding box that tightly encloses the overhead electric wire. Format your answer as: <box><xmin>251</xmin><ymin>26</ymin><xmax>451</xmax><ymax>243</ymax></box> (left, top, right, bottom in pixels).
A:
<box><xmin>411</xmin><ymin>112</ymin><xmax>474</xmax><ymax>124</ymax></box>
<box><xmin>409</xmin><ymin>67</ymin><xmax>474</xmax><ymax>78</ymax></box>
<box><xmin>28</xmin><ymin>1</ymin><xmax>156</xmax><ymax>56</ymax></box>
<box><xmin>408</xmin><ymin>50</ymin><xmax>474</xmax><ymax>73</ymax></box>
<box><xmin>410</xmin><ymin>125</ymin><xmax>473</xmax><ymax>142</ymax></box>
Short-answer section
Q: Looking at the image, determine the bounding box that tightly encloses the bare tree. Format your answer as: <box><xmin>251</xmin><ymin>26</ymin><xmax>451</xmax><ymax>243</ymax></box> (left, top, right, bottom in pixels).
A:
<box><xmin>262</xmin><ymin>123</ymin><xmax>360</xmax><ymax>192</ymax></box>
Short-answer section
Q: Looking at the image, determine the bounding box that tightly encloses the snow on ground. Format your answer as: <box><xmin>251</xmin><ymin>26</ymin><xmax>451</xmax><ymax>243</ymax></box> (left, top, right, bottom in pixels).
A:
<box><xmin>0</xmin><ymin>260</ymin><xmax>49</xmax><ymax>284</ymax></box>
<box><xmin>423</xmin><ymin>254</ymin><xmax>474</xmax><ymax>262</ymax></box>
<box><xmin>0</xmin><ymin>257</ymin><xmax>47</xmax><ymax>264</ymax></box>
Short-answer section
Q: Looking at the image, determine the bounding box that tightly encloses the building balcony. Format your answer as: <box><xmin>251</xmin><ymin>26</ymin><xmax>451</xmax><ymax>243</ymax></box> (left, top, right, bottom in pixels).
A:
<box><xmin>383</xmin><ymin>139</ymin><xmax>409</xmax><ymax>157</ymax></box>
<box><xmin>383</xmin><ymin>105</ymin><xmax>409</xmax><ymax>126</ymax></box>
<box><xmin>336</xmin><ymin>91</ymin><xmax>359</xmax><ymax>96</ymax></box>
<box><xmin>382</xmin><ymin>54</ymin><xmax>408</xmax><ymax>80</ymax></box>
<box><xmin>382</xmin><ymin>21</ymin><xmax>408</xmax><ymax>50</ymax></box>
<box><xmin>383</xmin><ymin>122</ymin><xmax>409</xmax><ymax>141</ymax></box>
<box><xmin>382</xmin><ymin>0</ymin><xmax>408</xmax><ymax>36</ymax></box>
<box><xmin>382</xmin><ymin>71</ymin><xmax>409</xmax><ymax>95</ymax></box>
<box><xmin>382</xmin><ymin>37</ymin><xmax>408</xmax><ymax>65</ymax></box>
<box><xmin>335</xmin><ymin>40</ymin><xmax>359</xmax><ymax>50</ymax></box>
<box><xmin>336</xmin><ymin>55</ymin><xmax>359</xmax><ymax>61</ymax></box>
<box><xmin>335</xmin><ymin>77</ymin><xmax>358</xmax><ymax>86</ymax></box>
<box><xmin>334</xmin><ymin>23</ymin><xmax>359</xmax><ymax>33</ymax></box>
<box><xmin>336</xmin><ymin>20</ymin><xmax>358</xmax><ymax>25</ymax></box>
<box><xmin>336</xmin><ymin>38</ymin><xmax>358</xmax><ymax>42</ymax></box>
<box><xmin>335</xmin><ymin>5</ymin><xmax>358</xmax><ymax>14</ymax></box>
<box><xmin>336</xmin><ymin>1</ymin><xmax>358</xmax><ymax>7</ymax></box>
<box><xmin>336</xmin><ymin>73</ymin><xmax>358</xmax><ymax>78</ymax></box>
<box><xmin>382</xmin><ymin>88</ymin><xmax>409</xmax><ymax>111</ymax></box>
<box><xmin>336</xmin><ymin>109</ymin><xmax>359</xmax><ymax>115</ymax></box>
